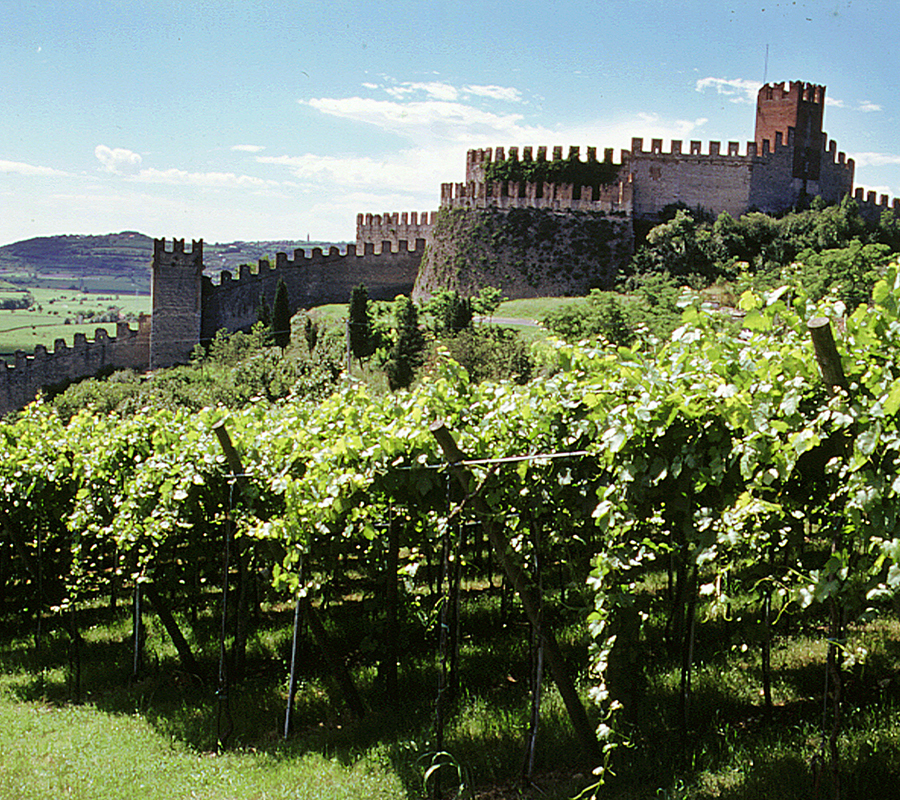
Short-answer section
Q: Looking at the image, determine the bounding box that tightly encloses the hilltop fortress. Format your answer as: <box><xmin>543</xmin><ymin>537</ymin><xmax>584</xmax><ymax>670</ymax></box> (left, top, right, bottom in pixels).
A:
<box><xmin>1</xmin><ymin>80</ymin><xmax>898</xmax><ymax>414</ymax></box>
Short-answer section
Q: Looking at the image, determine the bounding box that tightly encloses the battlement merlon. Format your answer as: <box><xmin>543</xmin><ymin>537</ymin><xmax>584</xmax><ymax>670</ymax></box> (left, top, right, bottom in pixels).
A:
<box><xmin>153</xmin><ymin>238</ymin><xmax>203</xmax><ymax>259</ymax></box>
<box><xmin>466</xmin><ymin>144</ymin><xmax>623</xmax><ymax>182</ymax></box>
<box><xmin>439</xmin><ymin>179</ymin><xmax>632</xmax><ymax>212</ymax></box>
<box><xmin>758</xmin><ymin>80</ymin><xmax>826</xmax><ymax>105</ymax></box>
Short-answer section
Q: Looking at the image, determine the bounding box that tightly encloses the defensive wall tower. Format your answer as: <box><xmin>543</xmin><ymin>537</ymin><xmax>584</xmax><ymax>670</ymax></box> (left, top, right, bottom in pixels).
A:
<box><xmin>150</xmin><ymin>238</ymin><xmax>204</xmax><ymax>369</ymax></box>
<box><xmin>356</xmin><ymin>211</ymin><xmax>437</xmax><ymax>249</ymax></box>
<box><xmin>756</xmin><ymin>81</ymin><xmax>826</xmax><ymax>183</ymax></box>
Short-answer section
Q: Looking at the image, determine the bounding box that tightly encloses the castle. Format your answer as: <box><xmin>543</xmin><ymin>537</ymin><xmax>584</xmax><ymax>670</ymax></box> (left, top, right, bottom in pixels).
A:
<box><xmin>1</xmin><ymin>80</ymin><xmax>897</xmax><ymax>415</ymax></box>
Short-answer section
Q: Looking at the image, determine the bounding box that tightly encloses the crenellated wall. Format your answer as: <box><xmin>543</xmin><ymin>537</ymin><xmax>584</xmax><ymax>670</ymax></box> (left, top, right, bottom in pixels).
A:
<box><xmin>624</xmin><ymin>128</ymin><xmax>853</xmax><ymax>220</ymax></box>
<box><xmin>0</xmin><ymin>317</ymin><xmax>151</xmax><ymax>417</ymax></box>
<box><xmin>464</xmin><ymin>144</ymin><xmax>621</xmax><ymax>183</ymax></box>
<box><xmin>439</xmin><ymin>178</ymin><xmax>631</xmax><ymax>213</ymax></box>
<box><xmin>198</xmin><ymin>240</ymin><xmax>425</xmax><ymax>354</ymax></box>
<box><xmin>356</xmin><ymin>211</ymin><xmax>437</xmax><ymax>248</ymax></box>
<box><xmin>853</xmin><ymin>187</ymin><xmax>900</xmax><ymax>224</ymax></box>
<box><xmin>150</xmin><ymin>238</ymin><xmax>203</xmax><ymax>369</ymax></box>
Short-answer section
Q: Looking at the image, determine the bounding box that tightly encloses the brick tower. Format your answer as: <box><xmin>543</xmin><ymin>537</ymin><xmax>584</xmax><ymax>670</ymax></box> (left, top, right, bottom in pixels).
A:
<box><xmin>755</xmin><ymin>81</ymin><xmax>826</xmax><ymax>183</ymax></box>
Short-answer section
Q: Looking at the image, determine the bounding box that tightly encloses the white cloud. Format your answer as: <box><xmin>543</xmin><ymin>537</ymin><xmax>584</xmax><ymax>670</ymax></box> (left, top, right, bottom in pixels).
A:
<box><xmin>695</xmin><ymin>77</ymin><xmax>761</xmax><ymax>104</ymax></box>
<box><xmin>0</xmin><ymin>159</ymin><xmax>71</xmax><ymax>177</ymax></box>
<box><xmin>95</xmin><ymin>145</ymin><xmax>143</xmax><ymax>175</ymax></box>
<box><xmin>231</xmin><ymin>144</ymin><xmax>266</xmax><ymax>153</ymax></box>
<box><xmin>257</xmin><ymin>147</ymin><xmax>459</xmax><ymax>197</ymax></box>
<box><xmin>463</xmin><ymin>84</ymin><xmax>522</xmax><ymax>102</ymax></box>
<box><xmin>304</xmin><ymin>96</ymin><xmax>541</xmax><ymax>144</ymax></box>
<box><xmin>858</xmin><ymin>100</ymin><xmax>882</xmax><ymax>113</ymax></box>
<box><xmin>849</xmin><ymin>152</ymin><xmax>900</xmax><ymax>167</ymax></box>
<box><xmin>384</xmin><ymin>81</ymin><xmax>460</xmax><ymax>101</ymax></box>
<box><xmin>826</xmin><ymin>97</ymin><xmax>845</xmax><ymax>108</ymax></box>
<box><xmin>132</xmin><ymin>167</ymin><xmax>280</xmax><ymax>190</ymax></box>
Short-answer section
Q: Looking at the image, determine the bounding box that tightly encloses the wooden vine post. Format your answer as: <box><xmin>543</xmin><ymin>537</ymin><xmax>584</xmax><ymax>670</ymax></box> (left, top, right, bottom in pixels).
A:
<box><xmin>807</xmin><ymin>316</ymin><xmax>850</xmax><ymax>800</ymax></box>
<box><xmin>430</xmin><ymin>421</ymin><xmax>602</xmax><ymax>765</ymax></box>
<box><xmin>212</xmin><ymin>419</ymin><xmax>366</xmax><ymax>722</ymax></box>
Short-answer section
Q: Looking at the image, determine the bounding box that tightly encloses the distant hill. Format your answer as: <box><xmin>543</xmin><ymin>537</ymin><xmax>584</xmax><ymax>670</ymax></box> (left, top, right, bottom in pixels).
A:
<box><xmin>0</xmin><ymin>233</ymin><xmax>346</xmax><ymax>295</ymax></box>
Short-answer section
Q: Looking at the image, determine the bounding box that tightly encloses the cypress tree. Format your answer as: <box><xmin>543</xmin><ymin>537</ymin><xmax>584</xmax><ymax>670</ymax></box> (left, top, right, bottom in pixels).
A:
<box><xmin>348</xmin><ymin>284</ymin><xmax>374</xmax><ymax>365</ymax></box>
<box><xmin>256</xmin><ymin>293</ymin><xmax>272</xmax><ymax>329</ymax></box>
<box><xmin>272</xmin><ymin>278</ymin><xmax>291</xmax><ymax>352</ymax></box>
<box><xmin>303</xmin><ymin>315</ymin><xmax>318</xmax><ymax>354</ymax></box>
<box><xmin>387</xmin><ymin>296</ymin><xmax>425</xmax><ymax>391</ymax></box>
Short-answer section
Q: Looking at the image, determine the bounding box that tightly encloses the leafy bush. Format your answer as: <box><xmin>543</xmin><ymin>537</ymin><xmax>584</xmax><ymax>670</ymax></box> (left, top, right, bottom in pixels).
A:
<box><xmin>435</xmin><ymin>326</ymin><xmax>533</xmax><ymax>384</ymax></box>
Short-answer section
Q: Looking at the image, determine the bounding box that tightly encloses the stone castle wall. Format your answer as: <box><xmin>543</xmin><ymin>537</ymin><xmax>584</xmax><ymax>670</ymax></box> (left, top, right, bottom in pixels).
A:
<box><xmin>150</xmin><ymin>238</ymin><xmax>203</xmax><ymax>369</ymax></box>
<box><xmin>0</xmin><ymin>317</ymin><xmax>150</xmax><ymax>417</ymax></box>
<box><xmin>356</xmin><ymin>212</ymin><xmax>437</xmax><ymax>248</ymax></box>
<box><xmin>198</xmin><ymin>241</ymin><xmax>424</xmax><ymax>360</ymax></box>
<box><xmin>3</xmin><ymin>78</ymin><xmax>897</xmax><ymax>416</ymax></box>
<box><xmin>414</xmin><ymin>205</ymin><xmax>633</xmax><ymax>301</ymax></box>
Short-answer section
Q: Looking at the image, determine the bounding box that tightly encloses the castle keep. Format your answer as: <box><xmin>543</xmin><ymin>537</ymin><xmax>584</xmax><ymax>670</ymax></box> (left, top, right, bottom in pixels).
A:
<box><xmin>1</xmin><ymin>80</ymin><xmax>898</xmax><ymax>413</ymax></box>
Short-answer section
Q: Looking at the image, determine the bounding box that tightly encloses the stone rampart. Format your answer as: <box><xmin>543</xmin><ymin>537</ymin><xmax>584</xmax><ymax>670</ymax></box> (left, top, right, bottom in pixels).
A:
<box><xmin>356</xmin><ymin>211</ymin><xmax>437</xmax><ymax>248</ymax></box>
<box><xmin>199</xmin><ymin>240</ymin><xmax>425</xmax><ymax>346</ymax></box>
<box><xmin>0</xmin><ymin>317</ymin><xmax>150</xmax><ymax>416</ymax></box>
<box><xmin>853</xmin><ymin>188</ymin><xmax>900</xmax><ymax>224</ymax></box>
<box><xmin>624</xmin><ymin>130</ymin><xmax>853</xmax><ymax>220</ymax></box>
<box><xmin>465</xmin><ymin>144</ymin><xmax>621</xmax><ymax>183</ymax></box>
<box><xmin>439</xmin><ymin>179</ymin><xmax>631</xmax><ymax>213</ymax></box>
<box><xmin>150</xmin><ymin>238</ymin><xmax>203</xmax><ymax>369</ymax></box>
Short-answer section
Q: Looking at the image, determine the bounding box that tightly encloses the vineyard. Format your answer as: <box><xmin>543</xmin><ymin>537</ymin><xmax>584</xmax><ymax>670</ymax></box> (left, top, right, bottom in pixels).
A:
<box><xmin>3</xmin><ymin>269</ymin><xmax>900</xmax><ymax>799</ymax></box>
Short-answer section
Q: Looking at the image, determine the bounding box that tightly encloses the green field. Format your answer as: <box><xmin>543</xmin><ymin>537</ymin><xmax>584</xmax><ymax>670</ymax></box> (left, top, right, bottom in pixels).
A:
<box><xmin>0</xmin><ymin>288</ymin><xmax>149</xmax><ymax>359</ymax></box>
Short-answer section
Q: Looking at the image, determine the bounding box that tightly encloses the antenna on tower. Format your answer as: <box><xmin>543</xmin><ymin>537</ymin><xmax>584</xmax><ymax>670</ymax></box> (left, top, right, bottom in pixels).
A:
<box><xmin>763</xmin><ymin>44</ymin><xmax>769</xmax><ymax>85</ymax></box>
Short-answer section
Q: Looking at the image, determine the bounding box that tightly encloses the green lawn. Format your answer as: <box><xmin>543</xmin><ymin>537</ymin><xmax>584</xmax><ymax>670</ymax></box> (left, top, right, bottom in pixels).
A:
<box><xmin>0</xmin><ymin>698</ymin><xmax>405</xmax><ymax>800</ymax></box>
<box><xmin>0</xmin><ymin>289</ymin><xmax>149</xmax><ymax>358</ymax></box>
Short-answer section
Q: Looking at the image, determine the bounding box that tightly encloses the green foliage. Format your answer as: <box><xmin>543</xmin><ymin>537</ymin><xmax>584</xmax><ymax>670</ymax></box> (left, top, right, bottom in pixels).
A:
<box><xmin>348</xmin><ymin>284</ymin><xmax>375</xmax><ymax>364</ymax></box>
<box><xmin>386</xmin><ymin>296</ymin><xmax>425</xmax><ymax>390</ymax></box>
<box><xmin>0</xmin><ymin>291</ymin><xmax>33</xmax><ymax>310</ymax></box>
<box><xmin>634</xmin><ymin>199</ymin><xmax>895</xmax><ymax>295</ymax></box>
<box><xmin>272</xmin><ymin>278</ymin><xmax>291</xmax><ymax>351</ymax></box>
<box><xmin>9</xmin><ymin>260</ymin><xmax>900</xmax><ymax>795</ymax></box>
<box><xmin>470</xmin><ymin>286</ymin><xmax>505</xmax><ymax>319</ymax></box>
<box><xmin>785</xmin><ymin>241</ymin><xmax>893</xmax><ymax>309</ymax></box>
<box><xmin>484</xmin><ymin>151</ymin><xmax>620</xmax><ymax>191</ymax></box>
<box><xmin>435</xmin><ymin>326</ymin><xmax>533</xmax><ymax>384</ymax></box>
<box><xmin>303</xmin><ymin>314</ymin><xmax>318</xmax><ymax>354</ymax></box>
<box><xmin>423</xmin><ymin>288</ymin><xmax>473</xmax><ymax>334</ymax></box>
<box><xmin>542</xmin><ymin>274</ymin><xmax>685</xmax><ymax>347</ymax></box>
<box><xmin>256</xmin><ymin>292</ymin><xmax>271</xmax><ymax>330</ymax></box>
<box><xmin>631</xmin><ymin>210</ymin><xmax>716</xmax><ymax>279</ymax></box>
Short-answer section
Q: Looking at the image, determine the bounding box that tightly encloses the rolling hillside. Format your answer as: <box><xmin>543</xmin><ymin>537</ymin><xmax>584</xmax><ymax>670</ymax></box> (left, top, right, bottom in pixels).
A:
<box><xmin>0</xmin><ymin>233</ymin><xmax>345</xmax><ymax>294</ymax></box>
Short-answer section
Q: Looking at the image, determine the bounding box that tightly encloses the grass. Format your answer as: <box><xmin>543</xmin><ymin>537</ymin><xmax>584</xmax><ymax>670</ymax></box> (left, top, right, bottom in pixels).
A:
<box><xmin>0</xmin><ymin>587</ymin><xmax>595</xmax><ymax>800</ymax></box>
<box><xmin>0</xmin><ymin>288</ymin><xmax>149</xmax><ymax>357</ymax></box>
<box><xmin>1</xmin><ymin>564</ymin><xmax>899</xmax><ymax>800</ymax></box>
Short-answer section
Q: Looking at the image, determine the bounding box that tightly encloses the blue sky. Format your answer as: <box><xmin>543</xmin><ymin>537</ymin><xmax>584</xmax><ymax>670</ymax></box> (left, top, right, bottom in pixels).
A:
<box><xmin>1</xmin><ymin>0</ymin><xmax>898</xmax><ymax>246</ymax></box>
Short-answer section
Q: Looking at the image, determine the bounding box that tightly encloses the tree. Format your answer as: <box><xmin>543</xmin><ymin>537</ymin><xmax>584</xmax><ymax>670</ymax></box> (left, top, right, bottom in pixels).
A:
<box><xmin>272</xmin><ymin>278</ymin><xmax>291</xmax><ymax>352</ymax></box>
<box><xmin>424</xmin><ymin>288</ymin><xmax>474</xmax><ymax>334</ymax></box>
<box><xmin>471</xmin><ymin>286</ymin><xmax>505</xmax><ymax>323</ymax></box>
<box><xmin>256</xmin><ymin>293</ymin><xmax>272</xmax><ymax>330</ymax></box>
<box><xmin>386</xmin><ymin>296</ymin><xmax>425</xmax><ymax>391</ymax></box>
<box><xmin>303</xmin><ymin>315</ymin><xmax>318</xmax><ymax>354</ymax></box>
<box><xmin>348</xmin><ymin>285</ymin><xmax>375</xmax><ymax>365</ymax></box>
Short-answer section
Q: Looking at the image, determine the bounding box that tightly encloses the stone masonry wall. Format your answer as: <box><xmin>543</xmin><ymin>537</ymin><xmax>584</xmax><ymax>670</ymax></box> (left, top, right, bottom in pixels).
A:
<box><xmin>199</xmin><ymin>241</ymin><xmax>425</xmax><ymax>346</ymax></box>
<box><xmin>150</xmin><ymin>239</ymin><xmax>203</xmax><ymax>369</ymax></box>
<box><xmin>414</xmin><ymin>206</ymin><xmax>633</xmax><ymax>301</ymax></box>
<box><xmin>356</xmin><ymin>212</ymin><xmax>436</xmax><ymax>248</ymax></box>
<box><xmin>0</xmin><ymin>317</ymin><xmax>151</xmax><ymax>417</ymax></box>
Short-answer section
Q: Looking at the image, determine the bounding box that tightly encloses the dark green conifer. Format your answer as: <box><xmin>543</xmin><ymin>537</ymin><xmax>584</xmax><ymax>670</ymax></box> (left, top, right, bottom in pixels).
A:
<box><xmin>348</xmin><ymin>284</ymin><xmax>374</xmax><ymax>365</ymax></box>
<box><xmin>387</xmin><ymin>296</ymin><xmax>425</xmax><ymax>391</ymax></box>
<box><xmin>272</xmin><ymin>278</ymin><xmax>291</xmax><ymax>352</ymax></box>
